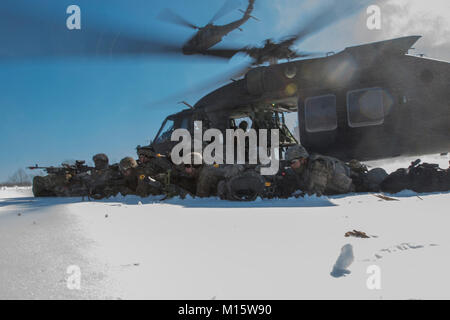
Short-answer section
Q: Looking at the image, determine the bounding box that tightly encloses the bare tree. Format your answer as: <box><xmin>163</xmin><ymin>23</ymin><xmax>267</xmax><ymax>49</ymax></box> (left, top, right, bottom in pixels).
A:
<box><xmin>6</xmin><ymin>168</ymin><xmax>32</xmax><ymax>186</ymax></box>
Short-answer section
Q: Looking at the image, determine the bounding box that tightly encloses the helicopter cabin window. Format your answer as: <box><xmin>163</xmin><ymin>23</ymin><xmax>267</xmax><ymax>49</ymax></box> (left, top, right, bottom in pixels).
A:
<box><xmin>233</xmin><ymin>117</ymin><xmax>253</xmax><ymax>132</ymax></box>
<box><xmin>347</xmin><ymin>88</ymin><xmax>384</xmax><ymax>128</ymax></box>
<box><xmin>304</xmin><ymin>94</ymin><xmax>337</xmax><ymax>133</ymax></box>
<box><xmin>154</xmin><ymin>119</ymin><xmax>175</xmax><ymax>144</ymax></box>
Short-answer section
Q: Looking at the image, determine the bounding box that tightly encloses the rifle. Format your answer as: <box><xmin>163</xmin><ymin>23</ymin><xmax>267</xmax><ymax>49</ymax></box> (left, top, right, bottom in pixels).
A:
<box><xmin>28</xmin><ymin>161</ymin><xmax>95</xmax><ymax>198</ymax></box>
<box><xmin>28</xmin><ymin>160</ymin><xmax>94</xmax><ymax>177</ymax></box>
<box><xmin>408</xmin><ymin>159</ymin><xmax>422</xmax><ymax>171</ymax></box>
<box><xmin>263</xmin><ymin>161</ymin><xmax>300</xmax><ymax>199</ymax></box>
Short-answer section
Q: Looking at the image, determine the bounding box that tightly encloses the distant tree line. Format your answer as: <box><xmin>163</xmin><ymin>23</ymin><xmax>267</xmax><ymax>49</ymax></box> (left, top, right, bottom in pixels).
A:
<box><xmin>0</xmin><ymin>168</ymin><xmax>36</xmax><ymax>187</ymax></box>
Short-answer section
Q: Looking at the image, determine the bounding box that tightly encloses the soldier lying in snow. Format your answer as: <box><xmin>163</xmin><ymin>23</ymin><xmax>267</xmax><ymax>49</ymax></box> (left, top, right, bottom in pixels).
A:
<box><xmin>32</xmin><ymin>146</ymin><xmax>449</xmax><ymax>201</ymax></box>
<box><xmin>381</xmin><ymin>159</ymin><xmax>450</xmax><ymax>194</ymax></box>
<box><xmin>284</xmin><ymin>145</ymin><xmax>354</xmax><ymax>196</ymax></box>
<box><xmin>31</xmin><ymin>160</ymin><xmax>94</xmax><ymax>197</ymax></box>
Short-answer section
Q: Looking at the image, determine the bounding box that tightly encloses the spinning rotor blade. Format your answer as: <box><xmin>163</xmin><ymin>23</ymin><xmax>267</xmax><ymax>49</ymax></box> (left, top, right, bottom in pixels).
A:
<box><xmin>0</xmin><ymin>5</ymin><xmax>211</xmax><ymax>60</ymax></box>
<box><xmin>209</xmin><ymin>0</ymin><xmax>241</xmax><ymax>24</ymax></box>
<box><xmin>148</xmin><ymin>62</ymin><xmax>252</xmax><ymax>107</ymax></box>
<box><xmin>287</xmin><ymin>0</ymin><xmax>382</xmax><ymax>46</ymax></box>
<box><xmin>0</xmin><ymin>18</ymin><xmax>182</xmax><ymax>60</ymax></box>
<box><xmin>199</xmin><ymin>48</ymin><xmax>242</xmax><ymax>59</ymax></box>
<box><xmin>158</xmin><ymin>8</ymin><xmax>199</xmax><ymax>30</ymax></box>
<box><xmin>291</xmin><ymin>51</ymin><xmax>324</xmax><ymax>59</ymax></box>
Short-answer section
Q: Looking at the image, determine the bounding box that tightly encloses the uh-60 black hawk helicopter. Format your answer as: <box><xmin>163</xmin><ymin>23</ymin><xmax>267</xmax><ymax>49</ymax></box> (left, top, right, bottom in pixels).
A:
<box><xmin>2</xmin><ymin>1</ymin><xmax>448</xmax><ymax>163</ymax></box>
<box><xmin>158</xmin><ymin>0</ymin><xmax>258</xmax><ymax>55</ymax></box>
<box><xmin>149</xmin><ymin>1</ymin><xmax>450</xmax><ymax>161</ymax></box>
<box><xmin>151</xmin><ymin>34</ymin><xmax>450</xmax><ymax>161</ymax></box>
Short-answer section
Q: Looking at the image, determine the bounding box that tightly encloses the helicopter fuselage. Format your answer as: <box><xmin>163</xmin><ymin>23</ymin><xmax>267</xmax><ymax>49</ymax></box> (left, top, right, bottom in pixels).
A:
<box><xmin>182</xmin><ymin>25</ymin><xmax>226</xmax><ymax>54</ymax></box>
<box><xmin>182</xmin><ymin>9</ymin><xmax>254</xmax><ymax>54</ymax></box>
<box><xmin>191</xmin><ymin>36</ymin><xmax>450</xmax><ymax>161</ymax></box>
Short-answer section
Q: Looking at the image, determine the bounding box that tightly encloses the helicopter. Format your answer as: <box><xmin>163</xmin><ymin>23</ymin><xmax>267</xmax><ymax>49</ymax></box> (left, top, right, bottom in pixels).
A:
<box><xmin>2</xmin><ymin>1</ymin><xmax>448</xmax><ymax>163</ymax></box>
<box><xmin>158</xmin><ymin>0</ymin><xmax>258</xmax><ymax>55</ymax></box>
<box><xmin>150</xmin><ymin>35</ymin><xmax>450</xmax><ymax>162</ymax></box>
<box><xmin>202</xmin><ymin>37</ymin><xmax>317</xmax><ymax>65</ymax></box>
<box><xmin>0</xmin><ymin>0</ymin><xmax>256</xmax><ymax>60</ymax></box>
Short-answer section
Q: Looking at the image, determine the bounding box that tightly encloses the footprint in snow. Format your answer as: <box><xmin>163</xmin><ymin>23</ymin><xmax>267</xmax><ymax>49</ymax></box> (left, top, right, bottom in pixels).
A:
<box><xmin>374</xmin><ymin>243</ymin><xmax>437</xmax><ymax>260</ymax></box>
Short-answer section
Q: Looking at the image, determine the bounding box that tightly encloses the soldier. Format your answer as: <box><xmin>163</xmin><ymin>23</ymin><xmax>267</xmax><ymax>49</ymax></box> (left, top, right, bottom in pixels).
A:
<box><xmin>347</xmin><ymin>159</ymin><xmax>388</xmax><ymax>192</ymax></box>
<box><xmin>32</xmin><ymin>161</ymin><xmax>91</xmax><ymax>197</ymax></box>
<box><xmin>93</xmin><ymin>153</ymin><xmax>109</xmax><ymax>170</ymax></box>
<box><xmin>118</xmin><ymin>156</ymin><xmax>139</xmax><ymax>196</ymax></box>
<box><xmin>381</xmin><ymin>159</ymin><xmax>450</xmax><ymax>194</ymax></box>
<box><xmin>89</xmin><ymin>154</ymin><xmax>122</xmax><ymax>199</ymax></box>
<box><xmin>136</xmin><ymin>146</ymin><xmax>173</xmax><ymax>175</ymax></box>
<box><xmin>32</xmin><ymin>172</ymin><xmax>71</xmax><ymax>197</ymax></box>
<box><xmin>285</xmin><ymin>144</ymin><xmax>354</xmax><ymax>196</ymax></box>
<box><xmin>183</xmin><ymin>152</ymin><xmax>238</xmax><ymax>198</ymax></box>
<box><xmin>135</xmin><ymin>146</ymin><xmax>189</xmax><ymax>198</ymax></box>
<box><xmin>217</xmin><ymin>167</ymin><xmax>265</xmax><ymax>201</ymax></box>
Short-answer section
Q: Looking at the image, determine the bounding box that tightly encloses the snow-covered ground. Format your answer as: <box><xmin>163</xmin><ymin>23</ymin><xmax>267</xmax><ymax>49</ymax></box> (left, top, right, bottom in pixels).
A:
<box><xmin>0</xmin><ymin>154</ymin><xmax>449</xmax><ymax>300</ymax></box>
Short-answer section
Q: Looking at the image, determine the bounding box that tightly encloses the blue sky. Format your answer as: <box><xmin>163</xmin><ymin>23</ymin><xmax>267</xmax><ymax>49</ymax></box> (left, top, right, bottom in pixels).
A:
<box><xmin>0</xmin><ymin>0</ymin><xmax>447</xmax><ymax>181</ymax></box>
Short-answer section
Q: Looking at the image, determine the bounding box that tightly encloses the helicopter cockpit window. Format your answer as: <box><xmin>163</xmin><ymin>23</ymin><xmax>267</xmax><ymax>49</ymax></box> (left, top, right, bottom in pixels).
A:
<box><xmin>347</xmin><ymin>88</ymin><xmax>384</xmax><ymax>128</ymax></box>
<box><xmin>180</xmin><ymin>117</ymin><xmax>189</xmax><ymax>130</ymax></box>
<box><xmin>154</xmin><ymin>119</ymin><xmax>175</xmax><ymax>144</ymax></box>
<box><xmin>304</xmin><ymin>94</ymin><xmax>337</xmax><ymax>133</ymax></box>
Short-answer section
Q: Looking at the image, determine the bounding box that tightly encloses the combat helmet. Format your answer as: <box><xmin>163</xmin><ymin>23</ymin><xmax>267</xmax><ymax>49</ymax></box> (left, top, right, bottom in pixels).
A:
<box><xmin>119</xmin><ymin>157</ymin><xmax>138</xmax><ymax>172</ymax></box>
<box><xmin>286</xmin><ymin>145</ymin><xmax>309</xmax><ymax>162</ymax></box>
<box><xmin>137</xmin><ymin>145</ymin><xmax>156</xmax><ymax>159</ymax></box>
<box><xmin>348</xmin><ymin>159</ymin><xmax>368</xmax><ymax>173</ymax></box>
<box><xmin>93</xmin><ymin>153</ymin><xmax>109</xmax><ymax>169</ymax></box>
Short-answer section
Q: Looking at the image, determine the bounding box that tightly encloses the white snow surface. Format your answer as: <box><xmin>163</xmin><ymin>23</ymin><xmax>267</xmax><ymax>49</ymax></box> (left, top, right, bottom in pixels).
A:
<box><xmin>0</xmin><ymin>154</ymin><xmax>449</xmax><ymax>300</ymax></box>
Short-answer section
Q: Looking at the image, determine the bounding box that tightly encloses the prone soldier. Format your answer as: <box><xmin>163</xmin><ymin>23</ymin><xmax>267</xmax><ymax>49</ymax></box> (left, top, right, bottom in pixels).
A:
<box><xmin>284</xmin><ymin>144</ymin><xmax>354</xmax><ymax>196</ymax></box>
<box><xmin>118</xmin><ymin>157</ymin><xmax>140</xmax><ymax>196</ymax></box>
<box><xmin>347</xmin><ymin>159</ymin><xmax>388</xmax><ymax>193</ymax></box>
<box><xmin>182</xmin><ymin>152</ymin><xmax>241</xmax><ymax>198</ymax></box>
<box><xmin>381</xmin><ymin>159</ymin><xmax>450</xmax><ymax>194</ymax></box>
<box><xmin>30</xmin><ymin>160</ymin><xmax>93</xmax><ymax>197</ymax></box>
<box><xmin>135</xmin><ymin>146</ymin><xmax>189</xmax><ymax>198</ymax></box>
<box><xmin>88</xmin><ymin>153</ymin><xmax>123</xmax><ymax>199</ymax></box>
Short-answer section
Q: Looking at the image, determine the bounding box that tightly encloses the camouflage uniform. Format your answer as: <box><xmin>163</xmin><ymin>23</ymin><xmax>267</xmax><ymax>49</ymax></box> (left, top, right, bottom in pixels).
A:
<box><xmin>118</xmin><ymin>157</ymin><xmax>139</xmax><ymax>196</ymax></box>
<box><xmin>33</xmin><ymin>174</ymin><xmax>72</xmax><ymax>197</ymax></box>
<box><xmin>217</xmin><ymin>166</ymin><xmax>265</xmax><ymax>201</ymax></box>
<box><xmin>182</xmin><ymin>152</ymin><xmax>236</xmax><ymax>198</ymax></box>
<box><xmin>195</xmin><ymin>164</ymin><xmax>245</xmax><ymax>198</ymax></box>
<box><xmin>137</xmin><ymin>146</ymin><xmax>173</xmax><ymax>176</ymax></box>
<box><xmin>135</xmin><ymin>146</ymin><xmax>188</xmax><ymax>198</ymax></box>
<box><xmin>286</xmin><ymin>145</ymin><xmax>354</xmax><ymax>196</ymax></box>
<box><xmin>381</xmin><ymin>159</ymin><xmax>450</xmax><ymax>194</ymax></box>
<box><xmin>186</xmin><ymin>165</ymin><xmax>222</xmax><ymax>197</ymax></box>
<box><xmin>347</xmin><ymin>160</ymin><xmax>388</xmax><ymax>192</ymax></box>
<box><xmin>87</xmin><ymin>154</ymin><xmax>124</xmax><ymax>199</ymax></box>
<box><xmin>32</xmin><ymin>161</ymin><xmax>91</xmax><ymax>197</ymax></box>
